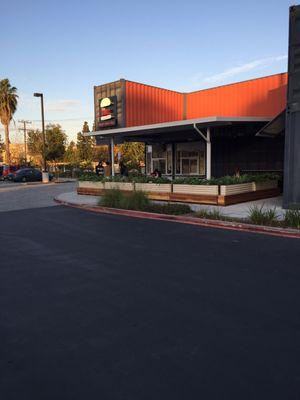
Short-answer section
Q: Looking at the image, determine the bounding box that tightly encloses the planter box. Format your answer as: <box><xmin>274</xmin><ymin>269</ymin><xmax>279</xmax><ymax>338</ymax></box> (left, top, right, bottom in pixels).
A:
<box><xmin>220</xmin><ymin>182</ymin><xmax>254</xmax><ymax>196</ymax></box>
<box><xmin>78</xmin><ymin>181</ymin><xmax>105</xmax><ymax>190</ymax></box>
<box><xmin>104</xmin><ymin>182</ymin><xmax>134</xmax><ymax>191</ymax></box>
<box><xmin>135</xmin><ymin>183</ymin><xmax>172</xmax><ymax>193</ymax></box>
<box><xmin>253</xmin><ymin>181</ymin><xmax>278</xmax><ymax>191</ymax></box>
<box><xmin>173</xmin><ymin>184</ymin><xmax>219</xmax><ymax>196</ymax></box>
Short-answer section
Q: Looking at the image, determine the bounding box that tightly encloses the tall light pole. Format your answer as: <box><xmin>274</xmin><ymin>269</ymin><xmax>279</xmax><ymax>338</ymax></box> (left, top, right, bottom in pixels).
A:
<box><xmin>33</xmin><ymin>92</ymin><xmax>49</xmax><ymax>182</ymax></box>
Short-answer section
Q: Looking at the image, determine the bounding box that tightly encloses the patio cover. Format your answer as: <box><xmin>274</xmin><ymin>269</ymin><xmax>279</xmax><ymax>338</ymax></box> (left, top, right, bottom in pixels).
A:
<box><xmin>86</xmin><ymin>116</ymin><xmax>272</xmax><ymax>144</ymax></box>
<box><xmin>255</xmin><ymin>110</ymin><xmax>286</xmax><ymax>138</ymax></box>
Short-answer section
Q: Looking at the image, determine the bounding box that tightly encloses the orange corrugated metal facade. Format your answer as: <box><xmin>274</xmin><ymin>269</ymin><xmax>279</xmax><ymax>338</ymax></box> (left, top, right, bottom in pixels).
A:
<box><xmin>124</xmin><ymin>73</ymin><xmax>287</xmax><ymax>127</ymax></box>
<box><xmin>186</xmin><ymin>73</ymin><xmax>288</xmax><ymax>119</ymax></box>
<box><xmin>125</xmin><ymin>81</ymin><xmax>183</xmax><ymax>127</ymax></box>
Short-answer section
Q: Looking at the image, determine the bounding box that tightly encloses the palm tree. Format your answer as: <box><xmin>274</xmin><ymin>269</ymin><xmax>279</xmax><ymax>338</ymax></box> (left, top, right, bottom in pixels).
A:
<box><xmin>0</xmin><ymin>79</ymin><xmax>18</xmax><ymax>164</ymax></box>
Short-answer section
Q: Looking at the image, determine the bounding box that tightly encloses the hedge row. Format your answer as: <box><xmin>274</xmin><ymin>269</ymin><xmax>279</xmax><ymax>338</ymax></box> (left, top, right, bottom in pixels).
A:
<box><xmin>79</xmin><ymin>173</ymin><xmax>280</xmax><ymax>186</ymax></box>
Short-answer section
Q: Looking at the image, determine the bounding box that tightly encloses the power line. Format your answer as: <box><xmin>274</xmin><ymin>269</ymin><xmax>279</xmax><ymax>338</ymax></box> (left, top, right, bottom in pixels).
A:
<box><xmin>26</xmin><ymin>116</ymin><xmax>94</xmax><ymax>122</ymax></box>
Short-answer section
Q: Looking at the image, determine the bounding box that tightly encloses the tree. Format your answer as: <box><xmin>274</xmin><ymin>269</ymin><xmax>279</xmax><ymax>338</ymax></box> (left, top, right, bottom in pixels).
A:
<box><xmin>0</xmin><ymin>79</ymin><xmax>18</xmax><ymax>164</ymax></box>
<box><xmin>45</xmin><ymin>124</ymin><xmax>66</xmax><ymax>162</ymax></box>
<box><xmin>76</xmin><ymin>132</ymin><xmax>95</xmax><ymax>165</ymax></box>
<box><xmin>0</xmin><ymin>134</ymin><xmax>4</xmax><ymax>162</ymax></box>
<box><xmin>93</xmin><ymin>145</ymin><xmax>109</xmax><ymax>163</ymax></box>
<box><xmin>64</xmin><ymin>140</ymin><xmax>79</xmax><ymax>165</ymax></box>
<box><xmin>27</xmin><ymin>124</ymin><xmax>67</xmax><ymax>165</ymax></box>
<box><xmin>82</xmin><ymin>121</ymin><xmax>90</xmax><ymax>133</ymax></box>
<box><xmin>119</xmin><ymin>142</ymin><xmax>145</xmax><ymax>170</ymax></box>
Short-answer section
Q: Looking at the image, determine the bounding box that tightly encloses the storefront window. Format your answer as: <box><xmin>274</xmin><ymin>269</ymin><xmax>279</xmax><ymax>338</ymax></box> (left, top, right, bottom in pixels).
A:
<box><xmin>166</xmin><ymin>145</ymin><xmax>172</xmax><ymax>175</ymax></box>
<box><xmin>199</xmin><ymin>152</ymin><xmax>205</xmax><ymax>175</ymax></box>
<box><xmin>176</xmin><ymin>144</ymin><xmax>205</xmax><ymax>175</ymax></box>
<box><xmin>153</xmin><ymin>159</ymin><xmax>166</xmax><ymax>173</ymax></box>
<box><xmin>146</xmin><ymin>142</ymin><xmax>205</xmax><ymax>176</ymax></box>
<box><xmin>146</xmin><ymin>151</ymin><xmax>151</xmax><ymax>175</ymax></box>
<box><xmin>151</xmin><ymin>144</ymin><xmax>167</xmax><ymax>174</ymax></box>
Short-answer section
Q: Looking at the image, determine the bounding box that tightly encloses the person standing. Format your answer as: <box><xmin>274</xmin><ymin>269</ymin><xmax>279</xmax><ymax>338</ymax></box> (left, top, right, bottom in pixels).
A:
<box><xmin>104</xmin><ymin>161</ymin><xmax>112</xmax><ymax>177</ymax></box>
<box><xmin>95</xmin><ymin>161</ymin><xmax>104</xmax><ymax>176</ymax></box>
<box><xmin>119</xmin><ymin>160</ymin><xmax>128</xmax><ymax>177</ymax></box>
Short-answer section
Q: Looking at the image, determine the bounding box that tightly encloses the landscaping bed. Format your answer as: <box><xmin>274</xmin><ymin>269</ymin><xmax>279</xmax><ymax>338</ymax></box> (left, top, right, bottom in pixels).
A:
<box><xmin>78</xmin><ymin>173</ymin><xmax>280</xmax><ymax>206</ymax></box>
<box><xmin>63</xmin><ymin>188</ymin><xmax>300</xmax><ymax>237</ymax></box>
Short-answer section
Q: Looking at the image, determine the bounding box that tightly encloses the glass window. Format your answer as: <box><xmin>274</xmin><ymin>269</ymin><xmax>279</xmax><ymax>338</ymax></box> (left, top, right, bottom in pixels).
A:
<box><xmin>152</xmin><ymin>145</ymin><xmax>166</xmax><ymax>158</ymax></box>
<box><xmin>182</xmin><ymin>159</ymin><xmax>190</xmax><ymax>174</ymax></box>
<box><xmin>176</xmin><ymin>151</ymin><xmax>181</xmax><ymax>174</ymax></box>
<box><xmin>167</xmin><ymin>149</ymin><xmax>172</xmax><ymax>175</ymax></box>
<box><xmin>146</xmin><ymin>151</ymin><xmax>151</xmax><ymax>174</ymax></box>
<box><xmin>190</xmin><ymin>159</ymin><xmax>198</xmax><ymax>174</ymax></box>
<box><xmin>199</xmin><ymin>152</ymin><xmax>205</xmax><ymax>175</ymax></box>
<box><xmin>153</xmin><ymin>159</ymin><xmax>166</xmax><ymax>174</ymax></box>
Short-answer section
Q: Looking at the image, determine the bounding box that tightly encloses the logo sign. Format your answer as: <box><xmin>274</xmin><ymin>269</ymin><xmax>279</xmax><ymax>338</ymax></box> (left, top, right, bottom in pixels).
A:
<box><xmin>99</xmin><ymin>96</ymin><xmax>117</xmax><ymax>128</ymax></box>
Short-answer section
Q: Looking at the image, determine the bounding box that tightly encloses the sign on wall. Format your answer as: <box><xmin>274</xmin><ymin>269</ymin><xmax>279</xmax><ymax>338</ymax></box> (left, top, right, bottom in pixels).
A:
<box><xmin>99</xmin><ymin>96</ymin><xmax>117</xmax><ymax>128</ymax></box>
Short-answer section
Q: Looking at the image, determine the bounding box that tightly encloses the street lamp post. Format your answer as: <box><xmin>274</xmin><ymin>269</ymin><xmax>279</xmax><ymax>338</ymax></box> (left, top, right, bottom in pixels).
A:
<box><xmin>33</xmin><ymin>92</ymin><xmax>49</xmax><ymax>183</ymax></box>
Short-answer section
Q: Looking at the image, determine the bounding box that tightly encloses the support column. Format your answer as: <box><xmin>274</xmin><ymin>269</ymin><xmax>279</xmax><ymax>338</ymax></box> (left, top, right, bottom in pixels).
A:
<box><xmin>283</xmin><ymin>5</ymin><xmax>300</xmax><ymax>209</ymax></box>
<box><xmin>110</xmin><ymin>137</ymin><xmax>115</xmax><ymax>176</ymax></box>
<box><xmin>193</xmin><ymin>123</ymin><xmax>212</xmax><ymax>180</ymax></box>
<box><xmin>206</xmin><ymin>127</ymin><xmax>211</xmax><ymax>180</ymax></box>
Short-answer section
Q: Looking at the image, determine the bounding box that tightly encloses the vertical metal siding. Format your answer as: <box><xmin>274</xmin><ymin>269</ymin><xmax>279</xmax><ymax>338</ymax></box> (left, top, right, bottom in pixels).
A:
<box><xmin>186</xmin><ymin>73</ymin><xmax>288</xmax><ymax>119</ymax></box>
<box><xmin>125</xmin><ymin>81</ymin><xmax>183</xmax><ymax>127</ymax></box>
<box><xmin>94</xmin><ymin>80</ymin><xmax>124</xmax><ymax>130</ymax></box>
<box><xmin>283</xmin><ymin>5</ymin><xmax>300</xmax><ymax>208</ymax></box>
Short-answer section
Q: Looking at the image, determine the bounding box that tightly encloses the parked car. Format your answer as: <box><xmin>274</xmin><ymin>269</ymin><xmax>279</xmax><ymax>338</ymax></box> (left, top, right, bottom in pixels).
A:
<box><xmin>1</xmin><ymin>164</ymin><xmax>19</xmax><ymax>180</ymax></box>
<box><xmin>6</xmin><ymin>168</ymin><xmax>53</xmax><ymax>183</ymax></box>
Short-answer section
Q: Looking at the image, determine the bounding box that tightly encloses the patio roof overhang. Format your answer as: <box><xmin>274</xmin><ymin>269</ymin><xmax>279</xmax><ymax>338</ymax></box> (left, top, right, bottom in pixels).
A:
<box><xmin>86</xmin><ymin>116</ymin><xmax>272</xmax><ymax>144</ymax></box>
<box><xmin>255</xmin><ymin>110</ymin><xmax>286</xmax><ymax>138</ymax></box>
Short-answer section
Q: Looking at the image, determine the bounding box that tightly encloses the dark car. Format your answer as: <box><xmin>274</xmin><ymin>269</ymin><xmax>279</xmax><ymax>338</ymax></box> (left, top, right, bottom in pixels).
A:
<box><xmin>7</xmin><ymin>168</ymin><xmax>44</xmax><ymax>182</ymax></box>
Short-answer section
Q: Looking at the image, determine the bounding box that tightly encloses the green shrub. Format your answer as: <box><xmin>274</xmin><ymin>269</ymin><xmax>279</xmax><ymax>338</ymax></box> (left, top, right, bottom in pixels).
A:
<box><xmin>79</xmin><ymin>173</ymin><xmax>104</xmax><ymax>182</ymax></box>
<box><xmin>99</xmin><ymin>190</ymin><xmax>191</xmax><ymax>214</ymax></box>
<box><xmin>248</xmin><ymin>204</ymin><xmax>279</xmax><ymax>226</ymax></box>
<box><xmin>80</xmin><ymin>172</ymin><xmax>280</xmax><ymax>185</ymax></box>
<box><xmin>284</xmin><ymin>210</ymin><xmax>300</xmax><ymax>229</ymax></box>
<box><xmin>173</xmin><ymin>173</ymin><xmax>279</xmax><ymax>186</ymax></box>
<box><xmin>173</xmin><ymin>177</ymin><xmax>212</xmax><ymax>185</ymax></box>
<box><xmin>122</xmin><ymin>191</ymin><xmax>150</xmax><ymax>210</ymax></box>
<box><xmin>195</xmin><ymin>208</ymin><xmax>225</xmax><ymax>220</ymax></box>
<box><xmin>100</xmin><ymin>189</ymin><xmax>124</xmax><ymax>208</ymax></box>
<box><xmin>131</xmin><ymin>175</ymin><xmax>171</xmax><ymax>184</ymax></box>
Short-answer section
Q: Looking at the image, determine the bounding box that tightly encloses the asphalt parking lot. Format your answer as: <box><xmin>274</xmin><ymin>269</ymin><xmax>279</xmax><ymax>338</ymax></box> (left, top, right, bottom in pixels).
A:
<box><xmin>0</xmin><ymin>181</ymin><xmax>76</xmax><ymax>212</ymax></box>
<box><xmin>0</xmin><ymin>205</ymin><xmax>299</xmax><ymax>400</ymax></box>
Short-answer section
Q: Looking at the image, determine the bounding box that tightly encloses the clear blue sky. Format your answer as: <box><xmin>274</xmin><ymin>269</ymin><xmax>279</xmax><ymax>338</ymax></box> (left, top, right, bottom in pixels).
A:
<box><xmin>1</xmin><ymin>0</ymin><xmax>293</xmax><ymax>141</ymax></box>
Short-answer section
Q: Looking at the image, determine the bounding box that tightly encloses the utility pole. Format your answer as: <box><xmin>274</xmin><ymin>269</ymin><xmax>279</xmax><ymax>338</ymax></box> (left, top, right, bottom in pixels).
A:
<box><xmin>18</xmin><ymin>120</ymin><xmax>31</xmax><ymax>164</ymax></box>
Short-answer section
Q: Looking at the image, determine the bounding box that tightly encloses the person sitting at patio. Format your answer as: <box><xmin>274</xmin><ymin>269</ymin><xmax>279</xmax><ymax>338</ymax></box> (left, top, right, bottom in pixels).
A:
<box><xmin>152</xmin><ymin>169</ymin><xmax>162</xmax><ymax>178</ymax></box>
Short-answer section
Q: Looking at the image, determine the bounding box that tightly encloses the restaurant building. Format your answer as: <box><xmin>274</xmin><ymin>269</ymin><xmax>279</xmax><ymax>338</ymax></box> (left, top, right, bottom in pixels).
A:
<box><xmin>88</xmin><ymin>5</ymin><xmax>300</xmax><ymax>208</ymax></box>
<box><xmin>90</xmin><ymin>73</ymin><xmax>287</xmax><ymax>179</ymax></box>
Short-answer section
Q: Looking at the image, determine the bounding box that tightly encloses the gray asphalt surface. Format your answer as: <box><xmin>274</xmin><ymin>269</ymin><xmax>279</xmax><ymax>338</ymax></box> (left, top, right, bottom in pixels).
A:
<box><xmin>0</xmin><ymin>204</ymin><xmax>299</xmax><ymax>400</ymax></box>
<box><xmin>0</xmin><ymin>181</ymin><xmax>76</xmax><ymax>211</ymax></box>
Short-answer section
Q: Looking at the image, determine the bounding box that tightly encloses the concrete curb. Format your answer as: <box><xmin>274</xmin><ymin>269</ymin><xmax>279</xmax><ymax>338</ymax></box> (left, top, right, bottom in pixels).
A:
<box><xmin>54</xmin><ymin>198</ymin><xmax>300</xmax><ymax>239</ymax></box>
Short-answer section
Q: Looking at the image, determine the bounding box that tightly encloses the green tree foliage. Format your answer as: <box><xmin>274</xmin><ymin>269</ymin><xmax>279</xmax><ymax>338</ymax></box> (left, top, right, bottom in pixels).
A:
<box><xmin>0</xmin><ymin>79</ymin><xmax>18</xmax><ymax>163</ymax></box>
<box><xmin>64</xmin><ymin>140</ymin><xmax>79</xmax><ymax>165</ymax></box>
<box><xmin>94</xmin><ymin>145</ymin><xmax>109</xmax><ymax>163</ymax></box>
<box><xmin>46</xmin><ymin>124</ymin><xmax>67</xmax><ymax>161</ymax></box>
<box><xmin>119</xmin><ymin>142</ymin><xmax>145</xmax><ymax>170</ymax></box>
<box><xmin>27</xmin><ymin>124</ymin><xmax>67</xmax><ymax>164</ymax></box>
<box><xmin>76</xmin><ymin>132</ymin><xmax>95</xmax><ymax>165</ymax></box>
<box><xmin>82</xmin><ymin>121</ymin><xmax>90</xmax><ymax>133</ymax></box>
